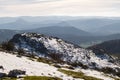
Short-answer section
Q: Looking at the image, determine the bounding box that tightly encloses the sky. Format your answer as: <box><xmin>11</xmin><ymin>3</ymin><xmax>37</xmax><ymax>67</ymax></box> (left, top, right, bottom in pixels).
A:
<box><xmin>0</xmin><ymin>0</ymin><xmax>120</xmax><ymax>17</ymax></box>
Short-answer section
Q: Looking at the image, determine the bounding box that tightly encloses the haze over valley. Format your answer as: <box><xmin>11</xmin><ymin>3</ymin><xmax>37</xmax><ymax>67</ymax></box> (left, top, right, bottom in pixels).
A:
<box><xmin>0</xmin><ymin>16</ymin><xmax>120</xmax><ymax>47</ymax></box>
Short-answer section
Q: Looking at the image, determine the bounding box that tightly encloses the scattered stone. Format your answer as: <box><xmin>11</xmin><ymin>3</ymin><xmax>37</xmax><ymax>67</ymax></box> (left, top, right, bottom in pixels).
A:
<box><xmin>8</xmin><ymin>69</ymin><xmax>26</xmax><ymax>78</ymax></box>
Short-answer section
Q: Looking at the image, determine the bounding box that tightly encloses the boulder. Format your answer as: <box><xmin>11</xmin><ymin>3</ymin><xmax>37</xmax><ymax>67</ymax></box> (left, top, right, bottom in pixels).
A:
<box><xmin>0</xmin><ymin>73</ymin><xmax>7</xmax><ymax>78</ymax></box>
<box><xmin>8</xmin><ymin>69</ymin><xmax>26</xmax><ymax>78</ymax></box>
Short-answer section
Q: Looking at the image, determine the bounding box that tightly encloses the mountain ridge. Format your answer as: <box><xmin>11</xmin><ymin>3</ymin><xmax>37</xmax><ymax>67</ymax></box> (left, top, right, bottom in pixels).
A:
<box><xmin>26</xmin><ymin>26</ymin><xmax>92</xmax><ymax>36</ymax></box>
<box><xmin>88</xmin><ymin>39</ymin><xmax>120</xmax><ymax>58</ymax></box>
<box><xmin>9</xmin><ymin>33</ymin><xmax>119</xmax><ymax>69</ymax></box>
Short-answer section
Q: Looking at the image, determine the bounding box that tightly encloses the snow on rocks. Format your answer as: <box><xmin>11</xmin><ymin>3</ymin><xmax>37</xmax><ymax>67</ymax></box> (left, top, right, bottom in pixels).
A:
<box><xmin>10</xmin><ymin>33</ymin><xmax>120</xmax><ymax>69</ymax></box>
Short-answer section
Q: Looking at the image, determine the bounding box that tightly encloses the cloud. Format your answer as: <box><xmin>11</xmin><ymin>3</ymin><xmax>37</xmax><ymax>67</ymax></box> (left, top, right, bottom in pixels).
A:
<box><xmin>0</xmin><ymin>0</ymin><xmax>61</xmax><ymax>5</ymax></box>
<box><xmin>0</xmin><ymin>0</ymin><xmax>120</xmax><ymax>17</ymax></box>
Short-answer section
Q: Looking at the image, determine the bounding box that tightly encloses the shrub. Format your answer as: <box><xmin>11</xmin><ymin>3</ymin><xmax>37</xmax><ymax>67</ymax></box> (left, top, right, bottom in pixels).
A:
<box><xmin>67</xmin><ymin>66</ymin><xmax>74</xmax><ymax>70</ymax></box>
<box><xmin>17</xmin><ymin>48</ymin><xmax>25</xmax><ymax>56</ymax></box>
<box><xmin>100</xmin><ymin>67</ymin><xmax>115</xmax><ymax>74</ymax></box>
<box><xmin>1</xmin><ymin>41</ymin><xmax>14</xmax><ymax>51</ymax></box>
<box><xmin>116</xmin><ymin>72</ymin><xmax>120</xmax><ymax>77</ymax></box>
<box><xmin>53</xmin><ymin>64</ymin><xmax>61</xmax><ymax>68</ymax></box>
<box><xmin>48</xmin><ymin>53</ymin><xmax>63</xmax><ymax>63</ymax></box>
<box><xmin>91</xmin><ymin>62</ymin><xmax>97</xmax><ymax>67</ymax></box>
<box><xmin>37</xmin><ymin>57</ymin><xmax>54</xmax><ymax>64</ymax></box>
<box><xmin>62</xmin><ymin>65</ymin><xmax>74</xmax><ymax>70</ymax></box>
<box><xmin>70</xmin><ymin>62</ymin><xmax>88</xmax><ymax>69</ymax></box>
<box><xmin>97</xmin><ymin>67</ymin><xmax>120</xmax><ymax>77</ymax></box>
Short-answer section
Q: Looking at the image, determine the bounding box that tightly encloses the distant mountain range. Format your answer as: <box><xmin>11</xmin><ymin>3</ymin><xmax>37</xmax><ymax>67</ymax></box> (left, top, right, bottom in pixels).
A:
<box><xmin>0</xmin><ymin>19</ymin><xmax>34</xmax><ymax>30</ymax></box>
<box><xmin>26</xmin><ymin>26</ymin><xmax>92</xmax><ymax>36</ymax></box>
<box><xmin>0</xmin><ymin>16</ymin><xmax>120</xmax><ymax>47</ymax></box>
<box><xmin>0</xmin><ymin>26</ymin><xmax>92</xmax><ymax>43</ymax></box>
<box><xmin>0</xmin><ymin>26</ymin><xmax>120</xmax><ymax>47</ymax></box>
<box><xmin>94</xmin><ymin>22</ymin><xmax>120</xmax><ymax>35</ymax></box>
<box><xmin>0</xmin><ymin>16</ymin><xmax>120</xmax><ymax>35</ymax></box>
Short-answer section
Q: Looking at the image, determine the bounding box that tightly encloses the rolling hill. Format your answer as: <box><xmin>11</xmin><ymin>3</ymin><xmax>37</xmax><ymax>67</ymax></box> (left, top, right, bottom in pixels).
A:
<box><xmin>0</xmin><ymin>29</ymin><xmax>19</xmax><ymax>43</ymax></box>
<box><xmin>88</xmin><ymin>39</ymin><xmax>120</xmax><ymax>58</ymax></box>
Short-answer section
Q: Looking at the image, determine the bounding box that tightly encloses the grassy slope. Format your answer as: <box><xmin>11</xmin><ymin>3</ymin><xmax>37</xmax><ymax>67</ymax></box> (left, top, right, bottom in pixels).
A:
<box><xmin>58</xmin><ymin>69</ymin><xmax>102</xmax><ymax>80</ymax></box>
<box><xmin>24</xmin><ymin>76</ymin><xmax>62</xmax><ymax>80</ymax></box>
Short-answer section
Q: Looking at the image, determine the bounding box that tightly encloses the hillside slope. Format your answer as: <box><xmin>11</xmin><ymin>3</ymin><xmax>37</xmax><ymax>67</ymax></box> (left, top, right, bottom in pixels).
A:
<box><xmin>0</xmin><ymin>51</ymin><xmax>116</xmax><ymax>80</ymax></box>
<box><xmin>9</xmin><ymin>33</ymin><xmax>119</xmax><ymax>70</ymax></box>
<box><xmin>95</xmin><ymin>22</ymin><xmax>120</xmax><ymax>35</ymax></box>
<box><xmin>88</xmin><ymin>39</ymin><xmax>120</xmax><ymax>58</ymax></box>
<box><xmin>0</xmin><ymin>51</ymin><xmax>80</xmax><ymax>80</ymax></box>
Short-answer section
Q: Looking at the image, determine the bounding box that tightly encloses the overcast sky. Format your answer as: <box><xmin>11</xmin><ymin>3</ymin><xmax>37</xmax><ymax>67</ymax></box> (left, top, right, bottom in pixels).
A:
<box><xmin>0</xmin><ymin>0</ymin><xmax>120</xmax><ymax>17</ymax></box>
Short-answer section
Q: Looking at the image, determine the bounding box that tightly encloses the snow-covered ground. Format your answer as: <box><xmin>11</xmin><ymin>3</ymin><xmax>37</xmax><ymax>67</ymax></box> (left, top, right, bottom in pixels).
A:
<box><xmin>60</xmin><ymin>67</ymin><xmax>116</xmax><ymax>80</ymax></box>
<box><xmin>0</xmin><ymin>51</ymin><xmax>117</xmax><ymax>80</ymax></box>
<box><xmin>76</xmin><ymin>68</ymin><xmax>115</xmax><ymax>80</ymax></box>
<box><xmin>0</xmin><ymin>52</ymin><xmax>82</xmax><ymax>80</ymax></box>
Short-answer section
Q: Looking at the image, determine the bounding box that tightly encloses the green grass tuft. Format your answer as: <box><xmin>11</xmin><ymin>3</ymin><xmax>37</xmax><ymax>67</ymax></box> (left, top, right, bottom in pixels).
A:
<box><xmin>23</xmin><ymin>76</ymin><xmax>62</xmax><ymax>80</ymax></box>
<box><xmin>37</xmin><ymin>57</ymin><xmax>54</xmax><ymax>65</ymax></box>
<box><xmin>58</xmin><ymin>69</ymin><xmax>102</xmax><ymax>80</ymax></box>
